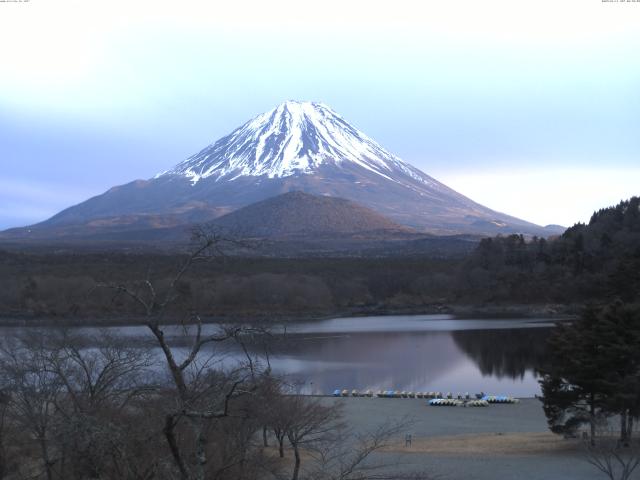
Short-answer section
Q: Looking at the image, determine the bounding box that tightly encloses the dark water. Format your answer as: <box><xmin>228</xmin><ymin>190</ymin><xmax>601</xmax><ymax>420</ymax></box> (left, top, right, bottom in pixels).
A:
<box><xmin>1</xmin><ymin>315</ymin><xmax>553</xmax><ymax>397</ymax></box>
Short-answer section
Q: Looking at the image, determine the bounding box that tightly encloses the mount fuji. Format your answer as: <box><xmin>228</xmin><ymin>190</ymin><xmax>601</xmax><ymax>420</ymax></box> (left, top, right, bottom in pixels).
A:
<box><xmin>2</xmin><ymin>101</ymin><xmax>562</xmax><ymax>243</ymax></box>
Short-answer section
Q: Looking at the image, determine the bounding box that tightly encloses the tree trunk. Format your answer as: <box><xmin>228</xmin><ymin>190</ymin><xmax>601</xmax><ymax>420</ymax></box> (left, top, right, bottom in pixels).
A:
<box><xmin>192</xmin><ymin>418</ymin><xmax>207</xmax><ymax>480</ymax></box>
<box><xmin>163</xmin><ymin>415</ymin><xmax>190</xmax><ymax>480</ymax></box>
<box><xmin>148</xmin><ymin>325</ymin><xmax>189</xmax><ymax>397</ymax></box>
<box><xmin>278</xmin><ymin>437</ymin><xmax>284</xmax><ymax>458</ymax></box>
<box><xmin>263</xmin><ymin>425</ymin><xmax>268</xmax><ymax>447</ymax></box>
<box><xmin>0</xmin><ymin>432</ymin><xmax>5</xmax><ymax>480</ymax></box>
<box><xmin>38</xmin><ymin>435</ymin><xmax>54</xmax><ymax>480</ymax></box>
<box><xmin>621</xmin><ymin>410</ymin><xmax>629</xmax><ymax>446</ymax></box>
<box><xmin>291</xmin><ymin>444</ymin><xmax>301</xmax><ymax>480</ymax></box>
<box><xmin>628</xmin><ymin>415</ymin><xmax>634</xmax><ymax>442</ymax></box>
<box><xmin>589</xmin><ymin>393</ymin><xmax>596</xmax><ymax>446</ymax></box>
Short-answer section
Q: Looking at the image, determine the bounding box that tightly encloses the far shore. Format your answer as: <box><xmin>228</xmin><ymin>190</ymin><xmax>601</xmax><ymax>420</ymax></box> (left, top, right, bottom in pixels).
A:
<box><xmin>0</xmin><ymin>303</ymin><xmax>579</xmax><ymax>328</ymax></box>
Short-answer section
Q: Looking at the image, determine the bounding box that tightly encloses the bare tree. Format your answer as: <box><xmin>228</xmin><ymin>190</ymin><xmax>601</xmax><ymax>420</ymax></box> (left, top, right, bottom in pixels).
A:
<box><xmin>283</xmin><ymin>396</ymin><xmax>344</xmax><ymax>480</ymax></box>
<box><xmin>264</xmin><ymin>408</ymin><xmax>431</xmax><ymax>480</ymax></box>
<box><xmin>262</xmin><ymin>386</ymin><xmax>291</xmax><ymax>459</ymax></box>
<box><xmin>584</xmin><ymin>420</ymin><xmax>640</xmax><ymax>480</ymax></box>
<box><xmin>308</xmin><ymin>418</ymin><xmax>431</xmax><ymax>480</ymax></box>
<box><xmin>0</xmin><ymin>335</ymin><xmax>63</xmax><ymax>480</ymax></box>
<box><xmin>0</xmin><ymin>330</ymin><xmax>161</xmax><ymax>480</ymax></box>
<box><xmin>46</xmin><ymin>331</ymin><xmax>157</xmax><ymax>480</ymax></box>
<box><xmin>94</xmin><ymin>227</ymin><xmax>268</xmax><ymax>480</ymax></box>
<box><xmin>47</xmin><ymin>330</ymin><xmax>155</xmax><ymax>413</ymax></box>
<box><xmin>0</xmin><ymin>389</ymin><xmax>11</xmax><ymax>479</ymax></box>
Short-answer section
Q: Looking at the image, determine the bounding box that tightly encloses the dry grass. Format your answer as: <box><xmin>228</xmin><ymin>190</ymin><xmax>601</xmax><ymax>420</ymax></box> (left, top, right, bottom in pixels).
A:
<box><xmin>384</xmin><ymin>432</ymin><xmax>582</xmax><ymax>456</ymax></box>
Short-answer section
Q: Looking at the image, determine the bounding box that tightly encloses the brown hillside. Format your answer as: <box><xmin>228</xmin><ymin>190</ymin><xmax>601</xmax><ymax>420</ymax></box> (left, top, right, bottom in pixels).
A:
<box><xmin>212</xmin><ymin>191</ymin><xmax>413</xmax><ymax>238</ymax></box>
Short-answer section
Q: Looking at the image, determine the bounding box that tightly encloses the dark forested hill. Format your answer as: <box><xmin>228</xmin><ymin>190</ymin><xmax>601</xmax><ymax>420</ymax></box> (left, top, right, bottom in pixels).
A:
<box><xmin>212</xmin><ymin>191</ymin><xmax>412</xmax><ymax>237</ymax></box>
<box><xmin>461</xmin><ymin>197</ymin><xmax>640</xmax><ymax>304</ymax></box>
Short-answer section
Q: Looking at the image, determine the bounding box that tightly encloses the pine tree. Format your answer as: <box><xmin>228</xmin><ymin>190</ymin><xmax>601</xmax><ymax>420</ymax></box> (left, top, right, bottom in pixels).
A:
<box><xmin>539</xmin><ymin>307</ymin><xmax>610</xmax><ymax>444</ymax></box>
<box><xmin>597</xmin><ymin>303</ymin><xmax>640</xmax><ymax>445</ymax></box>
<box><xmin>539</xmin><ymin>303</ymin><xmax>640</xmax><ymax>445</ymax></box>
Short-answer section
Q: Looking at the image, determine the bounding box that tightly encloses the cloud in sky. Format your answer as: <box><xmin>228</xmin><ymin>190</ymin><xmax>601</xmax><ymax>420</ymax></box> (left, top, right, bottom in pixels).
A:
<box><xmin>437</xmin><ymin>167</ymin><xmax>640</xmax><ymax>228</ymax></box>
<box><xmin>0</xmin><ymin>0</ymin><xmax>638</xmax><ymax>229</ymax></box>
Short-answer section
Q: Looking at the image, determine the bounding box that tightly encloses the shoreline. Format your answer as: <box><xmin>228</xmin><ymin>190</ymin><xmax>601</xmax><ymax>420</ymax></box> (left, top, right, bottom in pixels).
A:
<box><xmin>302</xmin><ymin>394</ymin><xmax>540</xmax><ymax>400</ymax></box>
<box><xmin>0</xmin><ymin>303</ymin><xmax>579</xmax><ymax>328</ymax></box>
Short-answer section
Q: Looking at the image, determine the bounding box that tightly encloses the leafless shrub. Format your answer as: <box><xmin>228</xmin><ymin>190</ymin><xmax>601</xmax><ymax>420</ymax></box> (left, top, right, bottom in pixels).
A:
<box><xmin>584</xmin><ymin>420</ymin><xmax>640</xmax><ymax>480</ymax></box>
<box><xmin>307</xmin><ymin>417</ymin><xmax>431</xmax><ymax>480</ymax></box>
<box><xmin>0</xmin><ymin>335</ymin><xmax>64</xmax><ymax>480</ymax></box>
<box><xmin>0</xmin><ymin>331</ymin><xmax>161</xmax><ymax>480</ymax></box>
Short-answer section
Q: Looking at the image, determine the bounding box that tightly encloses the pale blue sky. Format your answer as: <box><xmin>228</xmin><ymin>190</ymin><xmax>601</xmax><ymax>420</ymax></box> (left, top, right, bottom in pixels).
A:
<box><xmin>1</xmin><ymin>0</ymin><xmax>639</xmax><ymax>229</ymax></box>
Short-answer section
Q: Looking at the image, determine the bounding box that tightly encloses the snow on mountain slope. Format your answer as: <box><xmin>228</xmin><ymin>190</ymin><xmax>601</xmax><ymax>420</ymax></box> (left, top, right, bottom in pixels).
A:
<box><xmin>160</xmin><ymin>100</ymin><xmax>441</xmax><ymax>190</ymax></box>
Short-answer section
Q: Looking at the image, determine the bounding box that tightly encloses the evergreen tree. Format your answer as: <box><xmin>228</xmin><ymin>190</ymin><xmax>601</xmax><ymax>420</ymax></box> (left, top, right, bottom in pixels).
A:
<box><xmin>597</xmin><ymin>303</ymin><xmax>640</xmax><ymax>445</ymax></box>
<box><xmin>539</xmin><ymin>303</ymin><xmax>640</xmax><ymax>445</ymax></box>
<box><xmin>539</xmin><ymin>307</ymin><xmax>610</xmax><ymax>443</ymax></box>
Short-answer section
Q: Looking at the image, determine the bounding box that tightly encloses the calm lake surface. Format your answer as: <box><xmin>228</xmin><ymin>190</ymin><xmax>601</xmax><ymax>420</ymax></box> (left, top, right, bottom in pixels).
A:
<box><xmin>258</xmin><ymin>315</ymin><xmax>553</xmax><ymax>397</ymax></box>
<box><xmin>2</xmin><ymin>314</ymin><xmax>553</xmax><ymax>397</ymax></box>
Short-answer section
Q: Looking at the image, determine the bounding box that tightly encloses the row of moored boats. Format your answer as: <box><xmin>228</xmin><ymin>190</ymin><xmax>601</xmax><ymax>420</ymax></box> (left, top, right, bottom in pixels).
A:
<box><xmin>331</xmin><ymin>390</ymin><xmax>520</xmax><ymax>405</ymax></box>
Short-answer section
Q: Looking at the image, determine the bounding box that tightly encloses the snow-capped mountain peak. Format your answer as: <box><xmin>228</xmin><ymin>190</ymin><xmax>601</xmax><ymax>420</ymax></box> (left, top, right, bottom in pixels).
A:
<box><xmin>161</xmin><ymin>100</ymin><xmax>421</xmax><ymax>185</ymax></box>
<box><xmin>6</xmin><ymin>100</ymin><xmax>557</xmax><ymax>239</ymax></box>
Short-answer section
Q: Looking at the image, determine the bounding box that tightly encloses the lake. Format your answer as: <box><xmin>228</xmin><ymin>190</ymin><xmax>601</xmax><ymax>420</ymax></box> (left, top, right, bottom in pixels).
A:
<box><xmin>1</xmin><ymin>314</ymin><xmax>554</xmax><ymax>397</ymax></box>
<box><xmin>251</xmin><ymin>315</ymin><xmax>553</xmax><ymax>397</ymax></box>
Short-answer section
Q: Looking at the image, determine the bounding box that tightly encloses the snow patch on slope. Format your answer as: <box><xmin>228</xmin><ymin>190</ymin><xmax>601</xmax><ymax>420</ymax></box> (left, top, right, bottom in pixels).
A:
<box><xmin>159</xmin><ymin>101</ymin><xmax>437</xmax><ymax>189</ymax></box>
